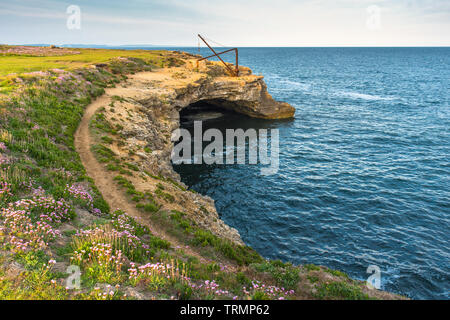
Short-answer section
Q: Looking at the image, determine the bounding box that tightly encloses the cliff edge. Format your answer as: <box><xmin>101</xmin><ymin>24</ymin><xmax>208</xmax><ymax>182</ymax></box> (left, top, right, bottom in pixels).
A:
<box><xmin>82</xmin><ymin>52</ymin><xmax>295</xmax><ymax>244</ymax></box>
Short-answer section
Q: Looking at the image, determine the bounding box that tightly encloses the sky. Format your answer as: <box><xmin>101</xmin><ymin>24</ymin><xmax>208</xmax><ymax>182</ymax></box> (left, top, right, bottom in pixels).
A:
<box><xmin>0</xmin><ymin>0</ymin><xmax>449</xmax><ymax>46</ymax></box>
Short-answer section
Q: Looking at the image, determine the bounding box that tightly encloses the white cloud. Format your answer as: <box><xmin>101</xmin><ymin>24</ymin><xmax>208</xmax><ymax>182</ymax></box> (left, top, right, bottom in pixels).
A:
<box><xmin>0</xmin><ymin>0</ymin><xmax>448</xmax><ymax>46</ymax></box>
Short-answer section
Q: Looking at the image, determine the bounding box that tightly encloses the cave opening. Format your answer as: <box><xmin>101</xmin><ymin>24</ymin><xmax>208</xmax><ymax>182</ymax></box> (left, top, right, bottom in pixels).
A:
<box><xmin>179</xmin><ymin>100</ymin><xmax>239</xmax><ymax>127</ymax></box>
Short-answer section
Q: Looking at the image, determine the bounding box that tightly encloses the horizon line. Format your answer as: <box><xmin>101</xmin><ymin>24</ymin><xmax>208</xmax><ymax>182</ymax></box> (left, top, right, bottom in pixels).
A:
<box><xmin>12</xmin><ymin>44</ymin><xmax>450</xmax><ymax>48</ymax></box>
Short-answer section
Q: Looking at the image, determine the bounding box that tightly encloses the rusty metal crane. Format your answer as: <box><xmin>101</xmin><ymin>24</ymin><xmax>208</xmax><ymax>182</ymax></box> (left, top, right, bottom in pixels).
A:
<box><xmin>196</xmin><ymin>34</ymin><xmax>239</xmax><ymax>77</ymax></box>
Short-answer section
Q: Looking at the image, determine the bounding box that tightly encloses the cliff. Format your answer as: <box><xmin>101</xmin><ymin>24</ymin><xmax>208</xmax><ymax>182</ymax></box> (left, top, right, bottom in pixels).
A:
<box><xmin>80</xmin><ymin>53</ymin><xmax>295</xmax><ymax>244</ymax></box>
<box><xmin>177</xmin><ymin>60</ymin><xmax>295</xmax><ymax>119</ymax></box>
<box><xmin>0</xmin><ymin>47</ymin><xmax>404</xmax><ymax>300</ymax></box>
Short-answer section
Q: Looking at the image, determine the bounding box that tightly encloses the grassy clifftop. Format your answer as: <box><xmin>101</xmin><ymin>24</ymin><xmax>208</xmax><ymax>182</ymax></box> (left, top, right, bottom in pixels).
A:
<box><xmin>0</xmin><ymin>46</ymin><xmax>402</xmax><ymax>300</ymax></box>
<box><xmin>0</xmin><ymin>45</ymin><xmax>166</xmax><ymax>76</ymax></box>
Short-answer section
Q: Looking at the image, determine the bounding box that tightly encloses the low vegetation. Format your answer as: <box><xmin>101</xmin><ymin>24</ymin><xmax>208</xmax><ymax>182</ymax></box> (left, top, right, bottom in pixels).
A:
<box><xmin>0</xmin><ymin>45</ymin><xmax>397</xmax><ymax>300</ymax></box>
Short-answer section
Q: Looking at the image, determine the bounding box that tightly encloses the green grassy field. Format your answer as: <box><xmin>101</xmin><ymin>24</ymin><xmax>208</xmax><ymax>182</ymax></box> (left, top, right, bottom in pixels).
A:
<box><xmin>0</xmin><ymin>46</ymin><xmax>169</xmax><ymax>95</ymax></box>
<box><xmin>0</xmin><ymin>47</ymin><xmax>166</xmax><ymax>77</ymax></box>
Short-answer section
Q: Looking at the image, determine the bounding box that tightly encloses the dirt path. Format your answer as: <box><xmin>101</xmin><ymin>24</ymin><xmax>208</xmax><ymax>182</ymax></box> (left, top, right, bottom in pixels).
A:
<box><xmin>74</xmin><ymin>82</ymin><xmax>216</xmax><ymax>265</ymax></box>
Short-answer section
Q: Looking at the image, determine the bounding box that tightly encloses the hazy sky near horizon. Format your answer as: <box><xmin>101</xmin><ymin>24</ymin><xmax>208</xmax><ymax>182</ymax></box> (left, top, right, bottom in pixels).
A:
<box><xmin>1</xmin><ymin>0</ymin><xmax>449</xmax><ymax>46</ymax></box>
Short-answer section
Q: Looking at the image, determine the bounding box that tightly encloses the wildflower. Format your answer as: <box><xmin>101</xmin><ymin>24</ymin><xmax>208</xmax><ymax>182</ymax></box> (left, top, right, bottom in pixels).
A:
<box><xmin>66</xmin><ymin>184</ymin><xmax>94</xmax><ymax>209</ymax></box>
<box><xmin>0</xmin><ymin>194</ymin><xmax>73</xmax><ymax>252</ymax></box>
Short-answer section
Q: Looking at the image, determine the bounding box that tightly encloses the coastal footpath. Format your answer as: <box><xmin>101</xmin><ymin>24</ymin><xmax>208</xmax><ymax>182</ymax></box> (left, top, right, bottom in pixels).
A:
<box><xmin>0</xmin><ymin>45</ymin><xmax>403</xmax><ymax>300</ymax></box>
<box><xmin>75</xmin><ymin>52</ymin><xmax>295</xmax><ymax>245</ymax></box>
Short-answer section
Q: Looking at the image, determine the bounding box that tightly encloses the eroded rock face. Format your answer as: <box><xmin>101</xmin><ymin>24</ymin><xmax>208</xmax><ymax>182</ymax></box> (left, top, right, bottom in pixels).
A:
<box><xmin>174</xmin><ymin>62</ymin><xmax>295</xmax><ymax>119</ymax></box>
<box><xmin>99</xmin><ymin>53</ymin><xmax>294</xmax><ymax>244</ymax></box>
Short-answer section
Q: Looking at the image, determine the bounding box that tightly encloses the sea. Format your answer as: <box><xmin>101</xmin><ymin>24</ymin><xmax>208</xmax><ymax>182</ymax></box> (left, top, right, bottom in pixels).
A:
<box><xmin>141</xmin><ymin>47</ymin><xmax>448</xmax><ymax>299</ymax></box>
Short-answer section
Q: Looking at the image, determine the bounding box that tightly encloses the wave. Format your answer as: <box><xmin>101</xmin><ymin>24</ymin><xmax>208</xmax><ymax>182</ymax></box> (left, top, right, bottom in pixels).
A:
<box><xmin>335</xmin><ymin>90</ymin><xmax>399</xmax><ymax>101</ymax></box>
<box><xmin>272</xmin><ymin>78</ymin><xmax>313</xmax><ymax>91</ymax></box>
<box><xmin>269</xmin><ymin>77</ymin><xmax>399</xmax><ymax>102</ymax></box>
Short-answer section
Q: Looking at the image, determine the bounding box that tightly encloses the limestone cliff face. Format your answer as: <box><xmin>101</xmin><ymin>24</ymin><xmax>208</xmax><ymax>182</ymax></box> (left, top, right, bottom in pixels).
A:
<box><xmin>99</xmin><ymin>53</ymin><xmax>294</xmax><ymax>244</ymax></box>
<box><xmin>173</xmin><ymin>61</ymin><xmax>295</xmax><ymax>119</ymax></box>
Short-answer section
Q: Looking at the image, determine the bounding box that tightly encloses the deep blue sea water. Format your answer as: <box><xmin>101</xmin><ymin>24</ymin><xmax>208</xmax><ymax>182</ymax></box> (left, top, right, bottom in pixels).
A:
<box><xmin>160</xmin><ymin>47</ymin><xmax>449</xmax><ymax>299</ymax></box>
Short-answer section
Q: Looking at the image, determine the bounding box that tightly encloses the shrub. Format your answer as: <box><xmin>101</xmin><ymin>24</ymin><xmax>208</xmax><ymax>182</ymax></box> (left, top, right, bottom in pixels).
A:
<box><xmin>315</xmin><ymin>281</ymin><xmax>371</xmax><ymax>300</ymax></box>
<box><xmin>251</xmin><ymin>261</ymin><xmax>300</xmax><ymax>290</ymax></box>
<box><xmin>136</xmin><ymin>202</ymin><xmax>159</xmax><ymax>213</ymax></box>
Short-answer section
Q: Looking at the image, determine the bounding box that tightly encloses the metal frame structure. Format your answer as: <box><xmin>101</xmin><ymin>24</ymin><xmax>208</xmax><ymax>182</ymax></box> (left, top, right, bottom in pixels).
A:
<box><xmin>196</xmin><ymin>34</ymin><xmax>239</xmax><ymax>77</ymax></box>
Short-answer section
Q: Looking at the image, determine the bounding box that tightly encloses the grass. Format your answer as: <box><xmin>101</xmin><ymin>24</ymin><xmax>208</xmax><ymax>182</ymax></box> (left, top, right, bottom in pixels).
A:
<box><xmin>161</xmin><ymin>210</ymin><xmax>263</xmax><ymax>266</ymax></box>
<box><xmin>251</xmin><ymin>260</ymin><xmax>300</xmax><ymax>290</ymax></box>
<box><xmin>0</xmin><ymin>266</ymin><xmax>68</xmax><ymax>300</ymax></box>
<box><xmin>325</xmin><ymin>268</ymin><xmax>349</xmax><ymax>279</ymax></box>
<box><xmin>155</xmin><ymin>184</ymin><xmax>175</xmax><ymax>203</ymax></box>
<box><xmin>136</xmin><ymin>202</ymin><xmax>160</xmax><ymax>213</ymax></box>
<box><xmin>0</xmin><ymin>48</ymin><xmax>166</xmax><ymax>78</ymax></box>
<box><xmin>314</xmin><ymin>281</ymin><xmax>371</xmax><ymax>300</ymax></box>
<box><xmin>0</xmin><ymin>49</ymin><xmax>166</xmax><ymax>299</ymax></box>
